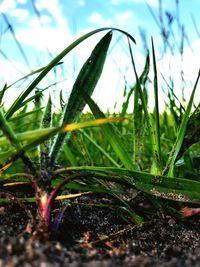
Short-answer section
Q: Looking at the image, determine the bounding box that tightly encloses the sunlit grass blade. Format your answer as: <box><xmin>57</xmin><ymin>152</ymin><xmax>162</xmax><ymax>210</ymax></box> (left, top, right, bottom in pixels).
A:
<box><xmin>0</xmin><ymin>108</ymin><xmax>37</xmax><ymax>173</ymax></box>
<box><xmin>0</xmin><ymin>117</ymin><xmax>125</xmax><ymax>170</ymax></box>
<box><xmin>50</xmin><ymin>31</ymin><xmax>113</xmax><ymax>165</ymax></box>
<box><xmin>164</xmin><ymin>70</ymin><xmax>200</xmax><ymax>176</ymax></box>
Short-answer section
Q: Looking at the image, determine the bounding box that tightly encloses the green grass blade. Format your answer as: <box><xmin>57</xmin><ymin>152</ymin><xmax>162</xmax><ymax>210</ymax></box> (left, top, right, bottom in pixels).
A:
<box><xmin>178</xmin><ymin>103</ymin><xmax>200</xmax><ymax>158</ymax></box>
<box><xmin>133</xmin><ymin>52</ymin><xmax>150</xmax><ymax>166</ymax></box>
<box><xmin>127</xmin><ymin>37</ymin><xmax>161</xmax><ymax>174</ymax></box>
<box><xmin>164</xmin><ymin>70</ymin><xmax>200</xmax><ymax>176</ymax></box>
<box><xmin>61</xmin><ymin>166</ymin><xmax>200</xmax><ymax>204</ymax></box>
<box><xmin>0</xmin><ymin>108</ymin><xmax>36</xmax><ymax>173</ymax></box>
<box><xmin>151</xmin><ymin>38</ymin><xmax>162</xmax><ymax>170</ymax></box>
<box><xmin>0</xmin><ymin>84</ymin><xmax>7</xmax><ymax>104</ymax></box>
<box><xmin>0</xmin><ymin>117</ymin><xmax>124</xmax><ymax>168</ymax></box>
<box><xmin>50</xmin><ymin>31</ymin><xmax>113</xmax><ymax>165</ymax></box>
<box><xmin>80</xmin><ymin>129</ymin><xmax>120</xmax><ymax>167</ymax></box>
<box><xmin>40</xmin><ymin>95</ymin><xmax>52</xmax><ymax>168</ymax></box>
<box><xmin>83</xmin><ymin>94</ymin><xmax>135</xmax><ymax>170</ymax></box>
<box><xmin>62</xmin><ymin>143</ymin><xmax>77</xmax><ymax>166</ymax></box>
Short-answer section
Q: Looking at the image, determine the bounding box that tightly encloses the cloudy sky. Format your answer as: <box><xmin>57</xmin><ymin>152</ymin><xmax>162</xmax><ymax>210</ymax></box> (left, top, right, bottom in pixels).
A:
<box><xmin>0</xmin><ymin>0</ymin><xmax>200</xmax><ymax>111</ymax></box>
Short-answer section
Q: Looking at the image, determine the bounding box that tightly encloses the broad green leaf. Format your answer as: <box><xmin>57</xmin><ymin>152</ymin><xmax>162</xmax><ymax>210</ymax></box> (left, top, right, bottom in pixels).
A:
<box><xmin>58</xmin><ymin>166</ymin><xmax>200</xmax><ymax>204</ymax></box>
<box><xmin>50</xmin><ymin>31</ymin><xmax>113</xmax><ymax>164</ymax></box>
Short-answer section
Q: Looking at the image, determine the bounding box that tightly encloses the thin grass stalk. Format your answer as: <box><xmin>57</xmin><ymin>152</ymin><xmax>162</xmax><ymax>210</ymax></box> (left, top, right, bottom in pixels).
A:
<box><xmin>164</xmin><ymin>70</ymin><xmax>200</xmax><ymax>176</ymax></box>
<box><xmin>151</xmin><ymin>38</ymin><xmax>162</xmax><ymax>173</ymax></box>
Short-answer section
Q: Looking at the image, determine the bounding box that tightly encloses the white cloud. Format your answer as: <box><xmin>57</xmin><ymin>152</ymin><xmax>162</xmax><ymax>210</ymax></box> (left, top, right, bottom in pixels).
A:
<box><xmin>116</xmin><ymin>10</ymin><xmax>134</xmax><ymax>21</ymax></box>
<box><xmin>0</xmin><ymin>0</ymin><xmax>16</xmax><ymax>12</ymax></box>
<box><xmin>35</xmin><ymin>0</ymin><xmax>69</xmax><ymax>31</ymax></box>
<box><xmin>88</xmin><ymin>12</ymin><xmax>112</xmax><ymax>25</ymax></box>
<box><xmin>110</xmin><ymin>0</ymin><xmax>158</xmax><ymax>7</ymax></box>
<box><xmin>77</xmin><ymin>0</ymin><xmax>85</xmax><ymax>6</ymax></box>
<box><xmin>88</xmin><ymin>12</ymin><xmax>102</xmax><ymax>23</ymax></box>
<box><xmin>17</xmin><ymin>0</ymin><xmax>27</xmax><ymax>4</ymax></box>
<box><xmin>10</xmin><ymin>8</ymin><xmax>29</xmax><ymax>19</ymax></box>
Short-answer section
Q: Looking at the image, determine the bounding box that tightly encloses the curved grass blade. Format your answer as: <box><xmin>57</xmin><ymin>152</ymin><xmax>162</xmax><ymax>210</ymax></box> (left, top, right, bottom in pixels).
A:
<box><xmin>58</xmin><ymin>166</ymin><xmax>200</xmax><ymax>204</ymax></box>
<box><xmin>5</xmin><ymin>27</ymin><xmax>136</xmax><ymax>120</ymax></box>
<box><xmin>50</xmin><ymin>31</ymin><xmax>113</xmax><ymax>165</ymax></box>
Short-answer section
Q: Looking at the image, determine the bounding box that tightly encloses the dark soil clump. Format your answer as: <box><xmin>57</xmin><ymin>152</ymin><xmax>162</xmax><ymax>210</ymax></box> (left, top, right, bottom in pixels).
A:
<box><xmin>0</xmin><ymin>196</ymin><xmax>199</xmax><ymax>267</ymax></box>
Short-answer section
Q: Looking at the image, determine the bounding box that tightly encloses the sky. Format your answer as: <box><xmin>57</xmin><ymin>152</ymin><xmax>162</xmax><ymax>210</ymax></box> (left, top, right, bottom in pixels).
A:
<box><xmin>0</xmin><ymin>0</ymin><xmax>200</xmax><ymax>111</ymax></box>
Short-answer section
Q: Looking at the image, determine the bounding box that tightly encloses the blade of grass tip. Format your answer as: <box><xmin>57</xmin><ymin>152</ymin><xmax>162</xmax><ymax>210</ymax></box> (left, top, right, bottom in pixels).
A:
<box><xmin>82</xmin><ymin>93</ymin><xmax>135</xmax><ymax>170</ymax></box>
<box><xmin>0</xmin><ymin>84</ymin><xmax>7</xmax><ymax>104</ymax></box>
<box><xmin>5</xmin><ymin>27</ymin><xmax>136</xmax><ymax>120</ymax></box>
<box><xmin>164</xmin><ymin>70</ymin><xmax>200</xmax><ymax>177</ymax></box>
<box><xmin>127</xmin><ymin>37</ymin><xmax>161</xmax><ymax>174</ymax></box>
<box><xmin>0</xmin><ymin>108</ymin><xmax>37</xmax><ymax>174</ymax></box>
<box><xmin>151</xmin><ymin>38</ymin><xmax>162</xmax><ymax>172</ymax></box>
<box><xmin>49</xmin><ymin>31</ymin><xmax>113</xmax><ymax>165</ymax></box>
<box><xmin>40</xmin><ymin>95</ymin><xmax>52</xmax><ymax>169</ymax></box>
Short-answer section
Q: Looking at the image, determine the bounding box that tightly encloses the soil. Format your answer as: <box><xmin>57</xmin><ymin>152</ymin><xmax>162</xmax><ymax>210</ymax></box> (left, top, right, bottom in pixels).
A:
<box><xmin>0</xmin><ymin>194</ymin><xmax>199</xmax><ymax>267</ymax></box>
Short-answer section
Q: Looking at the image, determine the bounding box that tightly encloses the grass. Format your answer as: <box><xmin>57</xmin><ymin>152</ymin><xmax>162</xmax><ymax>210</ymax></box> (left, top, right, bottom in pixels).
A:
<box><xmin>0</xmin><ymin>1</ymin><xmax>200</xmax><ymax>239</ymax></box>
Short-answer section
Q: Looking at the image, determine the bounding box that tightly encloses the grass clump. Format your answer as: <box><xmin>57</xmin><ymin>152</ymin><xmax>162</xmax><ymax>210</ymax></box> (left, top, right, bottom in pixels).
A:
<box><xmin>0</xmin><ymin>24</ymin><xmax>200</xmax><ymax>241</ymax></box>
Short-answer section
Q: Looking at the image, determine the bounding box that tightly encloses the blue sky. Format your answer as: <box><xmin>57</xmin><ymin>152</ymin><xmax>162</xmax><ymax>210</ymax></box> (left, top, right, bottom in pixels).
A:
<box><xmin>0</xmin><ymin>0</ymin><xmax>200</xmax><ymax>111</ymax></box>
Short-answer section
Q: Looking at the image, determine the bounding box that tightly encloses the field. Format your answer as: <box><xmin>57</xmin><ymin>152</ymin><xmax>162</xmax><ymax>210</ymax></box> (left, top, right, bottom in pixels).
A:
<box><xmin>0</xmin><ymin>1</ymin><xmax>200</xmax><ymax>266</ymax></box>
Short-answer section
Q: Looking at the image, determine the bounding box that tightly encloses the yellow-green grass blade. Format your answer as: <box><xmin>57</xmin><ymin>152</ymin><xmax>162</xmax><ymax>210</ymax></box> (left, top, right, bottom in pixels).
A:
<box><xmin>50</xmin><ymin>31</ymin><xmax>113</xmax><ymax>165</ymax></box>
<box><xmin>0</xmin><ymin>108</ymin><xmax>37</xmax><ymax>173</ymax></box>
<box><xmin>5</xmin><ymin>27</ymin><xmax>136</xmax><ymax>120</ymax></box>
<box><xmin>0</xmin><ymin>117</ymin><xmax>125</xmax><ymax>168</ymax></box>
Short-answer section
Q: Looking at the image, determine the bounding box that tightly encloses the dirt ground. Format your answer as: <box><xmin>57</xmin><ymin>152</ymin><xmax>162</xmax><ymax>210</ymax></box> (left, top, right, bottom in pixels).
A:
<box><xmin>0</xmin><ymin>195</ymin><xmax>199</xmax><ymax>267</ymax></box>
